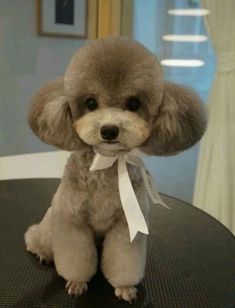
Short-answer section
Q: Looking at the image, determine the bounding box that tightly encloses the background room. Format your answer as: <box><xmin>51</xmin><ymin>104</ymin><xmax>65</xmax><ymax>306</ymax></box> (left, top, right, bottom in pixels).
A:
<box><xmin>0</xmin><ymin>1</ymin><xmax>234</xmax><ymax>307</ymax></box>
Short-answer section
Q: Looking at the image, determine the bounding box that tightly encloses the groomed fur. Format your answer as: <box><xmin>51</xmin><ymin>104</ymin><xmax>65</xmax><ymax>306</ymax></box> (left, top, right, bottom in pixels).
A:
<box><xmin>25</xmin><ymin>37</ymin><xmax>207</xmax><ymax>303</ymax></box>
<box><xmin>141</xmin><ymin>82</ymin><xmax>207</xmax><ymax>155</ymax></box>
<box><xmin>28</xmin><ymin>77</ymin><xmax>85</xmax><ymax>151</ymax></box>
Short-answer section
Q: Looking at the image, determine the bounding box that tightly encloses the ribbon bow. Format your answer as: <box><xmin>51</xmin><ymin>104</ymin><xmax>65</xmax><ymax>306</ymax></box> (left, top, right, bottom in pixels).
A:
<box><xmin>90</xmin><ymin>151</ymin><xmax>170</xmax><ymax>241</ymax></box>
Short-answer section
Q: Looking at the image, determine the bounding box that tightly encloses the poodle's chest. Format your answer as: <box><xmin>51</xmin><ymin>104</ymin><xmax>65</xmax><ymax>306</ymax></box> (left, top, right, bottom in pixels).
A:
<box><xmin>78</xmin><ymin>164</ymin><xmax>143</xmax><ymax>233</ymax></box>
<box><xmin>77</xmin><ymin>162</ymin><xmax>142</xmax><ymax>196</ymax></box>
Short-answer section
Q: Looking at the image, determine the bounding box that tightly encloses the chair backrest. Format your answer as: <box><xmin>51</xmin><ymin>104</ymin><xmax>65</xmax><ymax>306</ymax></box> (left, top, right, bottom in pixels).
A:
<box><xmin>0</xmin><ymin>151</ymin><xmax>70</xmax><ymax>180</ymax></box>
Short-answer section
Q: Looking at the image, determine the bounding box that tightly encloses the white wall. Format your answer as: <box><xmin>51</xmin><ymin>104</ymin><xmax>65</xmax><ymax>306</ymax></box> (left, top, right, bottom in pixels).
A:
<box><xmin>0</xmin><ymin>0</ymin><xmax>85</xmax><ymax>156</ymax></box>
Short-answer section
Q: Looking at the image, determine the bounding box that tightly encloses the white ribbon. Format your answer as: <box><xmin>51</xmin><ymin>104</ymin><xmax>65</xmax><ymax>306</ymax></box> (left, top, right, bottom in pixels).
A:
<box><xmin>90</xmin><ymin>152</ymin><xmax>170</xmax><ymax>241</ymax></box>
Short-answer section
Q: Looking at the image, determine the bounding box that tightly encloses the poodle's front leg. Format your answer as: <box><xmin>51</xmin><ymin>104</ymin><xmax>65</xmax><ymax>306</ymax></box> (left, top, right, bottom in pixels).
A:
<box><xmin>52</xmin><ymin>211</ymin><xmax>97</xmax><ymax>296</ymax></box>
<box><xmin>101</xmin><ymin>220</ymin><xmax>147</xmax><ymax>303</ymax></box>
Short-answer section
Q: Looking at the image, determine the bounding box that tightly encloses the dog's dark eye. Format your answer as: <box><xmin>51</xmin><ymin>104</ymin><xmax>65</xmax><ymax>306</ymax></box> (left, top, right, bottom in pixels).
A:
<box><xmin>126</xmin><ymin>97</ymin><xmax>141</xmax><ymax>112</ymax></box>
<box><xmin>85</xmin><ymin>98</ymin><xmax>98</xmax><ymax>111</ymax></box>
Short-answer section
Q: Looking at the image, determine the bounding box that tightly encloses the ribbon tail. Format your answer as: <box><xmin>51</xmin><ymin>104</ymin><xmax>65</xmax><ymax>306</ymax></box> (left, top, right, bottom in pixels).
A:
<box><xmin>118</xmin><ymin>155</ymin><xmax>149</xmax><ymax>242</ymax></box>
<box><xmin>128</xmin><ymin>225</ymin><xmax>141</xmax><ymax>242</ymax></box>
<box><xmin>128</xmin><ymin>220</ymin><xmax>149</xmax><ymax>241</ymax></box>
<box><xmin>140</xmin><ymin>168</ymin><xmax>171</xmax><ymax>210</ymax></box>
<box><xmin>126</xmin><ymin>154</ymin><xmax>170</xmax><ymax>210</ymax></box>
<box><xmin>150</xmin><ymin>189</ymin><xmax>171</xmax><ymax>210</ymax></box>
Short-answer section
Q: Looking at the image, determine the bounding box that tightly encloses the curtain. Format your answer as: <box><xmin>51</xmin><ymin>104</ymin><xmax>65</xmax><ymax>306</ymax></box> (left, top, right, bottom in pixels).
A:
<box><xmin>193</xmin><ymin>0</ymin><xmax>235</xmax><ymax>234</ymax></box>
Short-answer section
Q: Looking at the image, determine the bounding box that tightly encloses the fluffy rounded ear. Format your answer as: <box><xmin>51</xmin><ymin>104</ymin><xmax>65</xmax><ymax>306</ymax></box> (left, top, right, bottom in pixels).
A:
<box><xmin>141</xmin><ymin>82</ymin><xmax>207</xmax><ymax>156</ymax></box>
<box><xmin>28</xmin><ymin>77</ymin><xmax>84</xmax><ymax>151</ymax></box>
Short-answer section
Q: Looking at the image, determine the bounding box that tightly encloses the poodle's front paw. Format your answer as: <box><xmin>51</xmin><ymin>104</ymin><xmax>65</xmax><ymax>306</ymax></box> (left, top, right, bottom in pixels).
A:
<box><xmin>115</xmin><ymin>286</ymin><xmax>137</xmax><ymax>303</ymax></box>
<box><xmin>65</xmin><ymin>280</ymin><xmax>88</xmax><ymax>296</ymax></box>
<box><xmin>35</xmin><ymin>253</ymin><xmax>52</xmax><ymax>265</ymax></box>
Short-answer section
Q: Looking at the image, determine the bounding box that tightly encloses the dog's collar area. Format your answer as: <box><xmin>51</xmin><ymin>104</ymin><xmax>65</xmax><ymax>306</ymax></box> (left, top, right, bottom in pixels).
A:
<box><xmin>92</xmin><ymin>145</ymin><xmax>128</xmax><ymax>157</ymax></box>
<box><xmin>91</xmin><ymin>145</ymin><xmax>146</xmax><ymax>158</ymax></box>
<box><xmin>90</xmin><ymin>148</ymin><xmax>170</xmax><ymax>241</ymax></box>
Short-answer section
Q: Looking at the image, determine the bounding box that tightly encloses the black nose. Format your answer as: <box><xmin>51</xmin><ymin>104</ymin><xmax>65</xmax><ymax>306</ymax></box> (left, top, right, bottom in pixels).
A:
<box><xmin>100</xmin><ymin>125</ymin><xmax>119</xmax><ymax>140</ymax></box>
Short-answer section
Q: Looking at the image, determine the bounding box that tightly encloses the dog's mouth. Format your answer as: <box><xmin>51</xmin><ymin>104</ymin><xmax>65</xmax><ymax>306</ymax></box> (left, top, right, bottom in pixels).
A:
<box><xmin>98</xmin><ymin>141</ymin><xmax>127</xmax><ymax>151</ymax></box>
<box><xmin>93</xmin><ymin>142</ymin><xmax>127</xmax><ymax>157</ymax></box>
<box><xmin>99</xmin><ymin>140</ymin><xmax>125</xmax><ymax>150</ymax></box>
<box><xmin>103</xmin><ymin>140</ymin><xmax>119</xmax><ymax>144</ymax></box>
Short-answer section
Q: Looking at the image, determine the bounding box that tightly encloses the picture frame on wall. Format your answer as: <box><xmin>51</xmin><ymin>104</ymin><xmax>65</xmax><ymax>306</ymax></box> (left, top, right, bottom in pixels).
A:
<box><xmin>37</xmin><ymin>0</ymin><xmax>91</xmax><ymax>39</ymax></box>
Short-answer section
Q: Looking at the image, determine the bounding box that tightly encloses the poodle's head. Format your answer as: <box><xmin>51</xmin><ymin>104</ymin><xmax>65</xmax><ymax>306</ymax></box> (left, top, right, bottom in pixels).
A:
<box><xmin>29</xmin><ymin>38</ymin><xmax>207</xmax><ymax>155</ymax></box>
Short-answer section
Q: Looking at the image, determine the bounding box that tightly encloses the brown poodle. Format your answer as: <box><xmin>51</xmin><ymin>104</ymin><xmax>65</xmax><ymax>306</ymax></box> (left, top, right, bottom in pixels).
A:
<box><xmin>25</xmin><ymin>37</ymin><xmax>207</xmax><ymax>303</ymax></box>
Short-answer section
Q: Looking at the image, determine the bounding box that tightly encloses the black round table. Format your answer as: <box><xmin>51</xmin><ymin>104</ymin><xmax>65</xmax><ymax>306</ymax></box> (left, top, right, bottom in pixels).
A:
<box><xmin>0</xmin><ymin>179</ymin><xmax>234</xmax><ymax>308</ymax></box>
